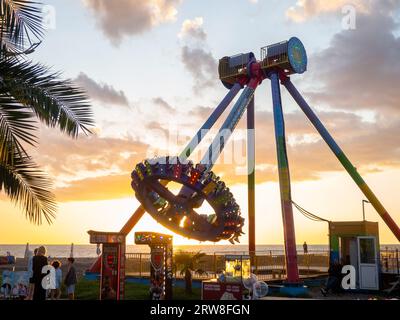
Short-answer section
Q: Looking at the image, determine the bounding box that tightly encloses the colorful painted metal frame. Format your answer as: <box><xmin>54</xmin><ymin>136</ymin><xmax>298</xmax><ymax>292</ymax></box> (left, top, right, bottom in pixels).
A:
<box><xmin>131</xmin><ymin>157</ymin><xmax>244</xmax><ymax>243</ymax></box>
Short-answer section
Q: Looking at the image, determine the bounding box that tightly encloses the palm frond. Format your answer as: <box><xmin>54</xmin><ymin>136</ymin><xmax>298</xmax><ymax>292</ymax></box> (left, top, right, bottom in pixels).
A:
<box><xmin>0</xmin><ymin>91</ymin><xmax>37</xmax><ymax>166</ymax></box>
<box><xmin>174</xmin><ymin>250</ymin><xmax>206</xmax><ymax>273</ymax></box>
<box><xmin>0</xmin><ymin>150</ymin><xmax>56</xmax><ymax>224</ymax></box>
<box><xmin>1</xmin><ymin>58</ymin><xmax>94</xmax><ymax>137</ymax></box>
<box><xmin>0</xmin><ymin>0</ymin><xmax>43</xmax><ymax>49</ymax></box>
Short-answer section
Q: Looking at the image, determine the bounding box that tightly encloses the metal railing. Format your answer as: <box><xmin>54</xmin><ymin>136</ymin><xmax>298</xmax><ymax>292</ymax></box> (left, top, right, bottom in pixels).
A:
<box><xmin>260</xmin><ymin>41</ymin><xmax>289</xmax><ymax>70</ymax></box>
<box><xmin>125</xmin><ymin>250</ymin><xmax>330</xmax><ymax>281</ymax></box>
<box><xmin>218</xmin><ymin>55</ymin><xmax>247</xmax><ymax>81</ymax></box>
<box><xmin>380</xmin><ymin>249</ymin><xmax>400</xmax><ymax>274</ymax></box>
<box><xmin>126</xmin><ymin>249</ymin><xmax>400</xmax><ymax>280</ymax></box>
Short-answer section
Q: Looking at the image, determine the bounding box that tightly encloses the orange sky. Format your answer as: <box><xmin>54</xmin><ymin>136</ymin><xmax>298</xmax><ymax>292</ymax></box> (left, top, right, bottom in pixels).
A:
<box><xmin>2</xmin><ymin>169</ymin><xmax>400</xmax><ymax>245</ymax></box>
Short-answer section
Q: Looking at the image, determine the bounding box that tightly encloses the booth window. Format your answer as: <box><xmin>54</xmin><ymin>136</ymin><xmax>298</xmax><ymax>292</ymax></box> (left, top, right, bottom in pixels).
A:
<box><xmin>359</xmin><ymin>238</ymin><xmax>376</xmax><ymax>264</ymax></box>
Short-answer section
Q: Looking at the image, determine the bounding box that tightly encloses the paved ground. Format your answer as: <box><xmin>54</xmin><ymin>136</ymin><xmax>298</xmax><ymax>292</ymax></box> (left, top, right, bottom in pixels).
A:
<box><xmin>304</xmin><ymin>287</ymin><xmax>398</xmax><ymax>300</ymax></box>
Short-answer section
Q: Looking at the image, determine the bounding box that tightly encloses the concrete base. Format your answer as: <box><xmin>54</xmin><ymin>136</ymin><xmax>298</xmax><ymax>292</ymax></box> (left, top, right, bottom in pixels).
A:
<box><xmin>279</xmin><ymin>283</ymin><xmax>309</xmax><ymax>297</ymax></box>
<box><xmin>261</xmin><ymin>296</ymin><xmax>315</xmax><ymax>300</ymax></box>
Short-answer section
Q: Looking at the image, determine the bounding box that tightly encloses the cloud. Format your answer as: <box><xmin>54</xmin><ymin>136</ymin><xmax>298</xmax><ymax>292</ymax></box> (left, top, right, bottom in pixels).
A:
<box><xmin>75</xmin><ymin>72</ymin><xmax>129</xmax><ymax>106</ymax></box>
<box><xmin>32</xmin><ymin>107</ymin><xmax>400</xmax><ymax>202</ymax></box>
<box><xmin>146</xmin><ymin>121</ymin><xmax>170</xmax><ymax>138</ymax></box>
<box><xmin>32</xmin><ymin>129</ymin><xmax>149</xmax><ymax>188</ymax></box>
<box><xmin>305</xmin><ymin>7</ymin><xmax>400</xmax><ymax>115</ymax></box>
<box><xmin>83</xmin><ymin>0</ymin><xmax>181</xmax><ymax>45</ymax></box>
<box><xmin>178</xmin><ymin>17</ymin><xmax>217</xmax><ymax>91</ymax></box>
<box><xmin>210</xmin><ymin>108</ymin><xmax>400</xmax><ymax>185</ymax></box>
<box><xmin>277</xmin><ymin>7</ymin><xmax>400</xmax><ymax>182</ymax></box>
<box><xmin>286</xmin><ymin>0</ymin><xmax>369</xmax><ymax>22</ymax></box>
<box><xmin>178</xmin><ymin>17</ymin><xmax>206</xmax><ymax>41</ymax></box>
<box><xmin>181</xmin><ymin>46</ymin><xmax>217</xmax><ymax>89</ymax></box>
<box><xmin>152</xmin><ymin>97</ymin><xmax>176</xmax><ymax>113</ymax></box>
<box><xmin>286</xmin><ymin>0</ymin><xmax>400</xmax><ymax>22</ymax></box>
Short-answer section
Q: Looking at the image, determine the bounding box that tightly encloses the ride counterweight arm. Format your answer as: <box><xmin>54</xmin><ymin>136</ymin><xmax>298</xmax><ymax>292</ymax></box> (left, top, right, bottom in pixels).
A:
<box><xmin>283</xmin><ymin>77</ymin><xmax>400</xmax><ymax>242</ymax></box>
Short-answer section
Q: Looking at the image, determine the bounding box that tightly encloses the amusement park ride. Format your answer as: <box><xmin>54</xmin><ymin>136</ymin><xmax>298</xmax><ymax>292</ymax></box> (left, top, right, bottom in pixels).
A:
<box><xmin>89</xmin><ymin>37</ymin><xmax>400</xmax><ymax>298</ymax></box>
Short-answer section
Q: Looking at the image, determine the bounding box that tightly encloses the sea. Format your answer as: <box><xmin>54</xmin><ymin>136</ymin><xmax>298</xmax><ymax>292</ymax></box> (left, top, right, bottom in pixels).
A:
<box><xmin>1</xmin><ymin>244</ymin><xmax>399</xmax><ymax>258</ymax></box>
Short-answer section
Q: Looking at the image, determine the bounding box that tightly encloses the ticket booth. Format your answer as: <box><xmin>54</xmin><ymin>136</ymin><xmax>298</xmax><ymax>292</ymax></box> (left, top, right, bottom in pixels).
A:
<box><xmin>134</xmin><ymin>232</ymin><xmax>173</xmax><ymax>300</ymax></box>
<box><xmin>329</xmin><ymin>221</ymin><xmax>380</xmax><ymax>290</ymax></box>
<box><xmin>88</xmin><ymin>231</ymin><xmax>126</xmax><ymax>300</ymax></box>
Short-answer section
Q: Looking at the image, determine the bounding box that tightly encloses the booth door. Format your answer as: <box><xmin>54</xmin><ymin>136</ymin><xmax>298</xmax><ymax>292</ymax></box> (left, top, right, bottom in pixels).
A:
<box><xmin>357</xmin><ymin>236</ymin><xmax>379</xmax><ymax>290</ymax></box>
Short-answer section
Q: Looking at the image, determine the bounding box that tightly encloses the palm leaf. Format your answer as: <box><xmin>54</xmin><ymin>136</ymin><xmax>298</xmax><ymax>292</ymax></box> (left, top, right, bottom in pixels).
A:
<box><xmin>0</xmin><ymin>150</ymin><xmax>56</xmax><ymax>224</ymax></box>
<box><xmin>0</xmin><ymin>91</ymin><xmax>37</xmax><ymax>166</ymax></box>
<box><xmin>1</xmin><ymin>58</ymin><xmax>94</xmax><ymax>137</ymax></box>
<box><xmin>0</xmin><ymin>1</ymin><xmax>94</xmax><ymax>225</ymax></box>
<box><xmin>174</xmin><ymin>250</ymin><xmax>206</xmax><ymax>274</ymax></box>
<box><xmin>0</xmin><ymin>0</ymin><xmax>43</xmax><ymax>49</ymax></box>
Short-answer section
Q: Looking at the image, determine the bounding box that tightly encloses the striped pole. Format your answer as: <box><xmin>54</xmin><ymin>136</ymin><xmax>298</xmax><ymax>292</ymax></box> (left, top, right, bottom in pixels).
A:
<box><xmin>270</xmin><ymin>72</ymin><xmax>300</xmax><ymax>283</ymax></box>
<box><xmin>247</xmin><ymin>97</ymin><xmax>256</xmax><ymax>264</ymax></box>
<box><xmin>283</xmin><ymin>78</ymin><xmax>400</xmax><ymax>242</ymax></box>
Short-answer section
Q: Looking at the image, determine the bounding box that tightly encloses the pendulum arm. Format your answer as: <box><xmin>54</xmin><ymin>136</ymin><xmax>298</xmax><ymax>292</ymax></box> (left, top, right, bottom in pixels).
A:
<box><xmin>270</xmin><ymin>72</ymin><xmax>300</xmax><ymax>283</ymax></box>
<box><xmin>202</xmin><ymin>78</ymin><xmax>259</xmax><ymax>170</ymax></box>
<box><xmin>176</xmin><ymin>78</ymin><xmax>259</xmax><ymax>202</ymax></box>
<box><xmin>179</xmin><ymin>82</ymin><xmax>243</xmax><ymax>159</ymax></box>
<box><xmin>120</xmin><ymin>82</ymin><xmax>243</xmax><ymax>235</ymax></box>
<box><xmin>283</xmin><ymin>77</ymin><xmax>400</xmax><ymax>242</ymax></box>
<box><xmin>247</xmin><ymin>96</ymin><xmax>256</xmax><ymax>265</ymax></box>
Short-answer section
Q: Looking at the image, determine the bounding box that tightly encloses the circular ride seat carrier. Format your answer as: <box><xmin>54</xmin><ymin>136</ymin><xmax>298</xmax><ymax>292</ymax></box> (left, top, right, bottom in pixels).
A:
<box><xmin>131</xmin><ymin>156</ymin><xmax>244</xmax><ymax>243</ymax></box>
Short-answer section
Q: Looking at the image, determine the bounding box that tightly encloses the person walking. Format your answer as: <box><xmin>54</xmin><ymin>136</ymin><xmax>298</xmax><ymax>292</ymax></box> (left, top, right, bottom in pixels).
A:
<box><xmin>32</xmin><ymin>246</ymin><xmax>48</xmax><ymax>300</ymax></box>
<box><xmin>64</xmin><ymin>257</ymin><xmax>77</xmax><ymax>300</ymax></box>
<box><xmin>320</xmin><ymin>260</ymin><xmax>343</xmax><ymax>296</ymax></box>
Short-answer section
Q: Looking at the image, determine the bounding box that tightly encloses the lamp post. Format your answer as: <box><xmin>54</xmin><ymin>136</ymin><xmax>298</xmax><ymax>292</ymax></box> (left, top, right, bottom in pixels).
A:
<box><xmin>362</xmin><ymin>200</ymin><xmax>370</xmax><ymax>221</ymax></box>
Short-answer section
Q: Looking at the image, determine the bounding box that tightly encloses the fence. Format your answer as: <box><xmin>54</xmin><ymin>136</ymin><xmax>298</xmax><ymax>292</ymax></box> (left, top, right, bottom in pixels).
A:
<box><xmin>125</xmin><ymin>250</ymin><xmax>330</xmax><ymax>281</ymax></box>
<box><xmin>380</xmin><ymin>249</ymin><xmax>400</xmax><ymax>274</ymax></box>
<box><xmin>126</xmin><ymin>248</ymin><xmax>400</xmax><ymax>281</ymax></box>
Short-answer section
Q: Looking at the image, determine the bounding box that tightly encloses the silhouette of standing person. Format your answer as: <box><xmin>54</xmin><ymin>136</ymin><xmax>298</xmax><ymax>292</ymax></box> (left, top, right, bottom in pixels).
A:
<box><xmin>32</xmin><ymin>246</ymin><xmax>48</xmax><ymax>301</ymax></box>
<box><xmin>303</xmin><ymin>241</ymin><xmax>308</xmax><ymax>254</ymax></box>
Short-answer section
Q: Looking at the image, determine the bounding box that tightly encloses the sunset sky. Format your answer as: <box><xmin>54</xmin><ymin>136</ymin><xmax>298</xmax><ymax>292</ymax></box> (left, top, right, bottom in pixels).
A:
<box><xmin>1</xmin><ymin>0</ymin><xmax>400</xmax><ymax>245</ymax></box>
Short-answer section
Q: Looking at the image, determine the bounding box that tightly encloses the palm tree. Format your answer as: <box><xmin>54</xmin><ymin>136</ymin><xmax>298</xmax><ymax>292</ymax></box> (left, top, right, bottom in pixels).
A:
<box><xmin>0</xmin><ymin>0</ymin><xmax>93</xmax><ymax>224</ymax></box>
<box><xmin>174</xmin><ymin>250</ymin><xmax>206</xmax><ymax>294</ymax></box>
